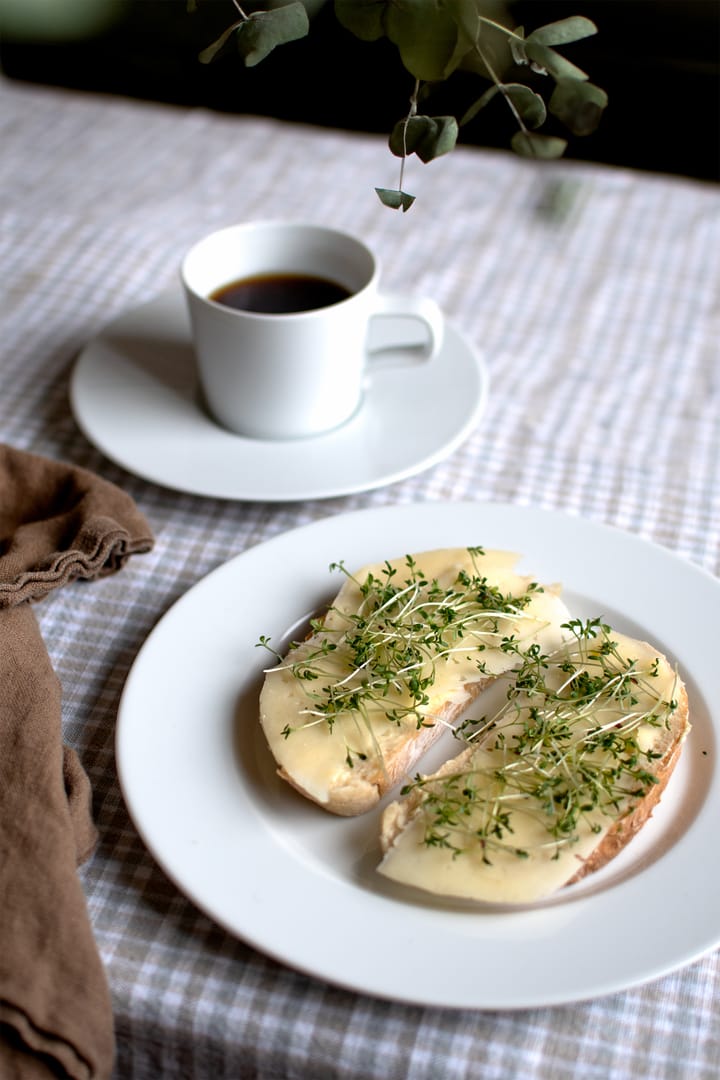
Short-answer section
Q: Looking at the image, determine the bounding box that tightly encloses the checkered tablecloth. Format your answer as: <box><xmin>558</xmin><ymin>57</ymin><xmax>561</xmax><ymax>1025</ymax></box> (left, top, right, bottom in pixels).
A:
<box><xmin>2</xmin><ymin>77</ymin><xmax>719</xmax><ymax>1079</ymax></box>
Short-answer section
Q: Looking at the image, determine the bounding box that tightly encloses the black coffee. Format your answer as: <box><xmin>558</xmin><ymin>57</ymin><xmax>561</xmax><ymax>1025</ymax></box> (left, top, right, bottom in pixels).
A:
<box><xmin>209</xmin><ymin>272</ymin><xmax>351</xmax><ymax>314</ymax></box>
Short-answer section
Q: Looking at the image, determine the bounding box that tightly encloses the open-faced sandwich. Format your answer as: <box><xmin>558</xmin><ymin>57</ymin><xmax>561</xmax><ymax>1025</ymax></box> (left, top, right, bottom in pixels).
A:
<box><xmin>259</xmin><ymin>547</ymin><xmax>572</xmax><ymax>816</ymax></box>
<box><xmin>378</xmin><ymin>619</ymin><xmax>689</xmax><ymax>903</ymax></box>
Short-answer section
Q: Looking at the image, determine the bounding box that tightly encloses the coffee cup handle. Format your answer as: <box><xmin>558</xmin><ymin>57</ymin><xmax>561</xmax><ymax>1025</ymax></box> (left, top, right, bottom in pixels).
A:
<box><xmin>366</xmin><ymin>293</ymin><xmax>444</xmax><ymax>368</ymax></box>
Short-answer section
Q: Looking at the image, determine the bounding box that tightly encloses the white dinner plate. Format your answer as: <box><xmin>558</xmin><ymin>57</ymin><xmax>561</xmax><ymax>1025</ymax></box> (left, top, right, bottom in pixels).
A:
<box><xmin>116</xmin><ymin>502</ymin><xmax>719</xmax><ymax>1009</ymax></box>
<box><xmin>70</xmin><ymin>289</ymin><xmax>486</xmax><ymax>501</ymax></box>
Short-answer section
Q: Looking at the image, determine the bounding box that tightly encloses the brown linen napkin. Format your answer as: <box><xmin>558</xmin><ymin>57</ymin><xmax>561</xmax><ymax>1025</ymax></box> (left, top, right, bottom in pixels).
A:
<box><xmin>0</xmin><ymin>445</ymin><xmax>154</xmax><ymax>1080</ymax></box>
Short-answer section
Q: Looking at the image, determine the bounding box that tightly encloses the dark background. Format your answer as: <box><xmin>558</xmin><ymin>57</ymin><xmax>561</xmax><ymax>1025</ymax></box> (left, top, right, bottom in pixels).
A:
<box><xmin>2</xmin><ymin>0</ymin><xmax>719</xmax><ymax>182</ymax></box>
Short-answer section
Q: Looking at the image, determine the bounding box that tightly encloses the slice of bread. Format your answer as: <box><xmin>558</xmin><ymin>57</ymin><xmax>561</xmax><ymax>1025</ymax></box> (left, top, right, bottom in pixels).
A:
<box><xmin>259</xmin><ymin>548</ymin><xmax>571</xmax><ymax>816</ymax></box>
<box><xmin>378</xmin><ymin>623</ymin><xmax>690</xmax><ymax>902</ymax></box>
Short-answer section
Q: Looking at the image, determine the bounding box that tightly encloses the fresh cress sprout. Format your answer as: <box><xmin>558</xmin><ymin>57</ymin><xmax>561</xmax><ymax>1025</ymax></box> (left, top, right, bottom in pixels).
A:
<box><xmin>257</xmin><ymin>549</ymin><xmax>546</xmax><ymax>758</ymax></box>
<box><xmin>405</xmin><ymin>619</ymin><xmax>679</xmax><ymax>862</ymax></box>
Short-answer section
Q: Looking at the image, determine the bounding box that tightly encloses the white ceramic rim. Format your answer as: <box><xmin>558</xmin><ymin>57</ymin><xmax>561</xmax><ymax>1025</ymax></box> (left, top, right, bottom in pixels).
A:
<box><xmin>180</xmin><ymin>219</ymin><xmax>378</xmax><ymax>319</ymax></box>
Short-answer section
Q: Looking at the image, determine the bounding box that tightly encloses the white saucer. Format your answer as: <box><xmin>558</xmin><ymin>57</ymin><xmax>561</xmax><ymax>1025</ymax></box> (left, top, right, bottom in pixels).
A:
<box><xmin>70</xmin><ymin>289</ymin><xmax>487</xmax><ymax>502</ymax></box>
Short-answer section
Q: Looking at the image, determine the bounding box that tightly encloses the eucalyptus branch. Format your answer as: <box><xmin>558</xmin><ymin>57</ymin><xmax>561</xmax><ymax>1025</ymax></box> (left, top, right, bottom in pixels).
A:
<box><xmin>394</xmin><ymin>79</ymin><xmax>420</xmax><ymax>208</ymax></box>
<box><xmin>193</xmin><ymin>1</ymin><xmax>608</xmax><ymax>209</ymax></box>
<box><xmin>475</xmin><ymin>16</ymin><xmax>525</xmax><ymax>42</ymax></box>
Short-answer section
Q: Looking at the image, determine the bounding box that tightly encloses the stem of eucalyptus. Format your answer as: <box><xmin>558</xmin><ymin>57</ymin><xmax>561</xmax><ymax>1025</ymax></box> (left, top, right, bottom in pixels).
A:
<box><xmin>397</xmin><ymin>79</ymin><xmax>420</xmax><ymax>196</ymax></box>
<box><xmin>476</xmin><ymin>41</ymin><xmax>528</xmax><ymax>136</ymax></box>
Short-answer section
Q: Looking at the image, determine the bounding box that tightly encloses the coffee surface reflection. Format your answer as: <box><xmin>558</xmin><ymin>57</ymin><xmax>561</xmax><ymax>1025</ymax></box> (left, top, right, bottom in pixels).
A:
<box><xmin>210</xmin><ymin>272</ymin><xmax>351</xmax><ymax>314</ymax></box>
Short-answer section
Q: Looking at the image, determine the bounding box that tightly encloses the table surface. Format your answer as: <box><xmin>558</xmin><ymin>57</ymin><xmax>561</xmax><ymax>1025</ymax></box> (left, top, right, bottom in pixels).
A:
<box><xmin>2</xmin><ymin>77</ymin><xmax>719</xmax><ymax>1079</ymax></box>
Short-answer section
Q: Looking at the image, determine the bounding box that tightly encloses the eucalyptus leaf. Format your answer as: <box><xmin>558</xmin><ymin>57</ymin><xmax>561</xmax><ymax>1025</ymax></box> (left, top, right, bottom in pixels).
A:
<box><xmin>440</xmin><ymin>0</ymin><xmax>482</xmax><ymax>75</ymax></box>
<box><xmin>509</xmin><ymin>26</ymin><xmax>527</xmax><ymax>66</ymax></box>
<box><xmin>460</xmin><ymin>84</ymin><xmax>497</xmax><ymax>126</ymax></box>
<box><xmin>375</xmin><ymin>187</ymin><xmax>416</xmax><ymax>211</ymax></box>
<box><xmin>198</xmin><ymin>19</ymin><xmax>243</xmax><ymax>64</ymax></box>
<box><xmin>462</xmin><ymin>82</ymin><xmax>546</xmax><ymax>128</ymax></box>
<box><xmin>511</xmin><ymin>130</ymin><xmax>568</xmax><ymax>159</ymax></box>
<box><xmin>384</xmin><ymin>0</ymin><xmax>470</xmax><ymax>81</ymax></box>
<box><xmin>508</xmin><ymin>84</ymin><xmax>547</xmax><ymax>129</ymax></box>
<box><xmin>236</xmin><ymin>2</ymin><xmax>309</xmax><ymax>67</ymax></box>
<box><xmin>389</xmin><ymin>115</ymin><xmax>458</xmax><ymax>163</ymax></box>
<box><xmin>549</xmin><ymin>78</ymin><xmax>607</xmax><ymax>135</ymax></box>
<box><xmin>336</xmin><ymin>0</ymin><xmax>466</xmax><ymax>76</ymax></box>
<box><xmin>524</xmin><ymin>40</ymin><xmax>588</xmax><ymax>81</ymax></box>
<box><xmin>334</xmin><ymin>0</ymin><xmax>385</xmax><ymax>41</ymax></box>
<box><xmin>526</xmin><ymin>16</ymin><xmax>597</xmax><ymax>47</ymax></box>
<box><xmin>446</xmin><ymin>0</ymin><xmax>482</xmax><ymax>45</ymax></box>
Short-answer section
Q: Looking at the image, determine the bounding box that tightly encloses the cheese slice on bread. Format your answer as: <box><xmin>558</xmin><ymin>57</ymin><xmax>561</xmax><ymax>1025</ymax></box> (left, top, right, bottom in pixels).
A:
<box><xmin>259</xmin><ymin>548</ymin><xmax>571</xmax><ymax>816</ymax></box>
<box><xmin>378</xmin><ymin>622</ymin><xmax>690</xmax><ymax>903</ymax></box>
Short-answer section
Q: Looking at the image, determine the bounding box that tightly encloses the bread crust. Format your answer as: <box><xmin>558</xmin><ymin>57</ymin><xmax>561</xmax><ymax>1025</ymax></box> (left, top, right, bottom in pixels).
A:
<box><xmin>277</xmin><ymin>674</ymin><xmax>494</xmax><ymax>816</ymax></box>
<box><xmin>566</xmin><ymin>682</ymin><xmax>689</xmax><ymax>883</ymax></box>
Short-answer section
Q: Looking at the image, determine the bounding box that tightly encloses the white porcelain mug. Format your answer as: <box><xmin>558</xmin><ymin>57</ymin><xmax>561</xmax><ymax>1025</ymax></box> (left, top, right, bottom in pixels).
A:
<box><xmin>181</xmin><ymin>221</ymin><xmax>444</xmax><ymax>439</ymax></box>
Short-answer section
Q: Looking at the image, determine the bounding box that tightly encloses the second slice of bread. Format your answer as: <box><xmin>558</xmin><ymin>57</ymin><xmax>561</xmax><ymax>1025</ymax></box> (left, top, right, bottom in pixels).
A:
<box><xmin>378</xmin><ymin>623</ymin><xmax>689</xmax><ymax>902</ymax></box>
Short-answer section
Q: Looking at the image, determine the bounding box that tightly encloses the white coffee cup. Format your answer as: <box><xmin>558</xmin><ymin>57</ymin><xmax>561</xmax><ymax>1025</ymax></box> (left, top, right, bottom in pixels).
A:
<box><xmin>181</xmin><ymin>221</ymin><xmax>444</xmax><ymax>439</ymax></box>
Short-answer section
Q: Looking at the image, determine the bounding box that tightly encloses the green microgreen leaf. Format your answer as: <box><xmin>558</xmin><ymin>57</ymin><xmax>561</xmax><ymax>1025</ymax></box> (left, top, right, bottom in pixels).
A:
<box><xmin>405</xmin><ymin>621</ymin><xmax>679</xmax><ymax>861</ymax></box>
<box><xmin>266</xmin><ymin>549</ymin><xmax>547</xmax><ymax>735</ymax></box>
